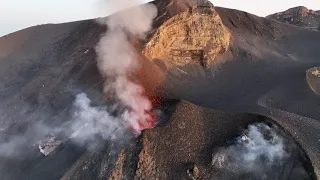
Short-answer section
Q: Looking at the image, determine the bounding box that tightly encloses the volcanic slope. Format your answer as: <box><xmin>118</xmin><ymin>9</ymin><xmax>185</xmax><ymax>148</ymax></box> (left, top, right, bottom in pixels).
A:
<box><xmin>0</xmin><ymin>0</ymin><xmax>320</xmax><ymax>179</ymax></box>
<box><xmin>267</xmin><ymin>6</ymin><xmax>320</xmax><ymax>30</ymax></box>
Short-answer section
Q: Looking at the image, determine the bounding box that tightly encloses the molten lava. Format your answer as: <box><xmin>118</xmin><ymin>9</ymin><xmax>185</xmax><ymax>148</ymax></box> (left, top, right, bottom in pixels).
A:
<box><xmin>139</xmin><ymin>111</ymin><xmax>159</xmax><ymax>131</ymax></box>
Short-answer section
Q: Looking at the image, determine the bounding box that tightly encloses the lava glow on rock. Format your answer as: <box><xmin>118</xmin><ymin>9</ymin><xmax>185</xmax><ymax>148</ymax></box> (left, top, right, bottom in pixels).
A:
<box><xmin>123</xmin><ymin>107</ymin><xmax>160</xmax><ymax>137</ymax></box>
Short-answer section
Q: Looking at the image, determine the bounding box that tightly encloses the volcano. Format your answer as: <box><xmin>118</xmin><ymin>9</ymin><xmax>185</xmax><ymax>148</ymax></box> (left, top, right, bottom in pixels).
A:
<box><xmin>0</xmin><ymin>0</ymin><xmax>320</xmax><ymax>179</ymax></box>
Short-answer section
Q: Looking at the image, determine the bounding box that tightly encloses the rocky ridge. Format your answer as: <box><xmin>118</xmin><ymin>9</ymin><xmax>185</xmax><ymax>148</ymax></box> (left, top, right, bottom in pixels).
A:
<box><xmin>267</xmin><ymin>6</ymin><xmax>320</xmax><ymax>30</ymax></box>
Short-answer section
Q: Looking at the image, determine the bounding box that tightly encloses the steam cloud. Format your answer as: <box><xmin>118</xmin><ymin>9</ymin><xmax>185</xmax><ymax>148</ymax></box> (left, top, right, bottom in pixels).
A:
<box><xmin>0</xmin><ymin>93</ymin><xmax>126</xmax><ymax>158</ymax></box>
<box><xmin>68</xmin><ymin>93</ymin><xmax>130</xmax><ymax>148</ymax></box>
<box><xmin>95</xmin><ymin>0</ymin><xmax>158</xmax><ymax>135</ymax></box>
<box><xmin>0</xmin><ymin>120</ymin><xmax>63</xmax><ymax>158</ymax></box>
<box><xmin>212</xmin><ymin>123</ymin><xmax>311</xmax><ymax>179</ymax></box>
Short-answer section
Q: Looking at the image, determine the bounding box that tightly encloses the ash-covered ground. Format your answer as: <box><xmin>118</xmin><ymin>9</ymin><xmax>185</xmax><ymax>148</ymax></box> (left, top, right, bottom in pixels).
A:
<box><xmin>0</xmin><ymin>0</ymin><xmax>320</xmax><ymax>179</ymax></box>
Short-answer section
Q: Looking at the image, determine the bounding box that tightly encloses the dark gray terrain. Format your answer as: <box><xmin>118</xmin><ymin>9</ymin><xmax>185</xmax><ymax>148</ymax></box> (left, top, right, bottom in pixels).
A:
<box><xmin>267</xmin><ymin>6</ymin><xmax>320</xmax><ymax>30</ymax></box>
<box><xmin>0</xmin><ymin>0</ymin><xmax>320</xmax><ymax>179</ymax></box>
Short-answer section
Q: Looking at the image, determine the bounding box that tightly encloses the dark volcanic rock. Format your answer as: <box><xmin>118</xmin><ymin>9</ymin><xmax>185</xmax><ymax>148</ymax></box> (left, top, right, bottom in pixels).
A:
<box><xmin>267</xmin><ymin>6</ymin><xmax>320</xmax><ymax>30</ymax></box>
<box><xmin>0</xmin><ymin>0</ymin><xmax>320</xmax><ymax>179</ymax></box>
<box><xmin>134</xmin><ymin>101</ymin><xmax>266</xmax><ymax>179</ymax></box>
<box><xmin>0</xmin><ymin>20</ymin><xmax>110</xmax><ymax>180</ymax></box>
<box><xmin>114</xmin><ymin>101</ymin><xmax>314</xmax><ymax>179</ymax></box>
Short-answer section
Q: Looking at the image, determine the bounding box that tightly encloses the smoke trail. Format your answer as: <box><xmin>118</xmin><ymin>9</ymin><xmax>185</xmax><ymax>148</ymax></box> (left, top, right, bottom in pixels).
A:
<box><xmin>0</xmin><ymin>121</ymin><xmax>62</xmax><ymax>158</ymax></box>
<box><xmin>0</xmin><ymin>93</ymin><xmax>125</xmax><ymax>157</ymax></box>
<box><xmin>95</xmin><ymin>0</ymin><xmax>158</xmax><ymax>135</ymax></box>
<box><xmin>211</xmin><ymin>123</ymin><xmax>311</xmax><ymax>179</ymax></box>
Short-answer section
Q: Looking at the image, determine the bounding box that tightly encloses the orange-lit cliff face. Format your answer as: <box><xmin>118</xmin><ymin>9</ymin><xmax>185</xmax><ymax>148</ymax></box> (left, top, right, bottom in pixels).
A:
<box><xmin>132</xmin><ymin>0</ymin><xmax>320</xmax><ymax>135</ymax></box>
<box><xmin>136</xmin><ymin>53</ymin><xmax>166</xmax><ymax>99</ymax></box>
<box><xmin>127</xmin><ymin>50</ymin><xmax>166</xmax><ymax>133</ymax></box>
<box><xmin>131</xmin><ymin>0</ymin><xmax>231</xmax><ymax>133</ymax></box>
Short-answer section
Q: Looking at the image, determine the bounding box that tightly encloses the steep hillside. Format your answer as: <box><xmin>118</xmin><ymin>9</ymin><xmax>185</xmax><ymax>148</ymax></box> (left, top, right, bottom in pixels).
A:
<box><xmin>0</xmin><ymin>0</ymin><xmax>320</xmax><ymax>179</ymax></box>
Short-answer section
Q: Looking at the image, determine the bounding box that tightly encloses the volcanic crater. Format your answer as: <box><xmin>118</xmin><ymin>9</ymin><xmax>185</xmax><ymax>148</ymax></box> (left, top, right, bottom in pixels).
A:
<box><xmin>0</xmin><ymin>0</ymin><xmax>320</xmax><ymax>180</ymax></box>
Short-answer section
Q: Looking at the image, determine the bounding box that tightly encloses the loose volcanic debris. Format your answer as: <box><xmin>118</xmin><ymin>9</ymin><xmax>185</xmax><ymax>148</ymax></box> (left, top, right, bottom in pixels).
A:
<box><xmin>306</xmin><ymin>67</ymin><xmax>320</xmax><ymax>95</ymax></box>
<box><xmin>109</xmin><ymin>150</ymin><xmax>126</xmax><ymax>180</ymax></box>
<box><xmin>187</xmin><ymin>164</ymin><xmax>200</xmax><ymax>180</ymax></box>
<box><xmin>38</xmin><ymin>136</ymin><xmax>63</xmax><ymax>156</ymax></box>
<box><xmin>312</xmin><ymin>69</ymin><xmax>320</xmax><ymax>77</ymax></box>
<box><xmin>134</xmin><ymin>137</ymin><xmax>157</xmax><ymax>180</ymax></box>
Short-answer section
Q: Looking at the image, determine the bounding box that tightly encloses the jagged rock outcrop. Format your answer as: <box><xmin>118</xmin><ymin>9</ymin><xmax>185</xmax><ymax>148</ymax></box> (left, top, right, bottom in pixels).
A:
<box><xmin>143</xmin><ymin>1</ymin><xmax>230</xmax><ymax>70</ymax></box>
<box><xmin>267</xmin><ymin>6</ymin><xmax>320</xmax><ymax>30</ymax></box>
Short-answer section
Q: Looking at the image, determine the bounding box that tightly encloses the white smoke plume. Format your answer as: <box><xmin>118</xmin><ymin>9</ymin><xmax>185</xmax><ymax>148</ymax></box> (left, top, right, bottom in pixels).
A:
<box><xmin>212</xmin><ymin>123</ymin><xmax>310</xmax><ymax>179</ymax></box>
<box><xmin>212</xmin><ymin>123</ymin><xmax>287</xmax><ymax>170</ymax></box>
<box><xmin>0</xmin><ymin>1</ymin><xmax>158</xmax><ymax>158</ymax></box>
<box><xmin>0</xmin><ymin>93</ymin><xmax>125</xmax><ymax>158</ymax></box>
<box><xmin>69</xmin><ymin>93</ymin><xmax>125</xmax><ymax>144</ymax></box>
<box><xmin>95</xmin><ymin>0</ymin><xmax>158</xmax><ymax>135</ymax></box>
<box><xmin>0</xmin><ymin>121</ymin><xmax>63</xmax><ymax>158</ymax></box>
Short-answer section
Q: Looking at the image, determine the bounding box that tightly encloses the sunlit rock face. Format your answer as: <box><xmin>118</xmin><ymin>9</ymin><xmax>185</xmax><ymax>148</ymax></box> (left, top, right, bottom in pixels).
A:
<box><xmin>143</xmin><ymin>1</ymin><xmax>230</xmax><ymax>70</ymax></box>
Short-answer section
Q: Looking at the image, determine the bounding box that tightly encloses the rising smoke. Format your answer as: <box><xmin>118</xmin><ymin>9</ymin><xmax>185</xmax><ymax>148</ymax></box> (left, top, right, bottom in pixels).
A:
<box><xmin>37</xmin><ymin>0</ymin><xmax>159</xmax><ymax>154</ymax></box>
<box><xmin>95</xmin><ymin>0</ymin><xmax>158</xmax><ymax>135</ymax></box>
<box><xmin>68</xmin><ymin>93</ymin><xmax>127</xmax><ymax>148</ymax></box>
<box><xmin>211</xmin><ymin>123</ymin><xmax>311</xmax><ymax>179</ymax></box>
<box><xmin>0</xmin><ymin>0</ymin><xmax>158</xmax><ymax>158</ymax></box>
<box><xmin>0</xmin><ymin>120</ymin><xmax>63</xmax><ymax>158</ymax></box>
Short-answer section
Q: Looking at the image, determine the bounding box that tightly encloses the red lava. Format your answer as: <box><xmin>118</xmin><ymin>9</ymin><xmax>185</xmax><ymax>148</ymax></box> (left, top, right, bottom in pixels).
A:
<box><xmin>134</xmin><ymin>93</ymin><xmax>163</xmax><ymax>136</ymax></box>
<box><xmin>126</xmin><ymin>111</ymin><xmax>159</xmax><ymax>138</ymax></box>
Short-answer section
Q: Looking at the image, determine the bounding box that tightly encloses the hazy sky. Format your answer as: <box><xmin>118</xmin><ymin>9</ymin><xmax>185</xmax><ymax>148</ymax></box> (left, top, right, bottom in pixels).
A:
<box><xmin>1</xmin><ymin>0</ymin><xmax>320</xmax><ymax>36</ymax></box>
